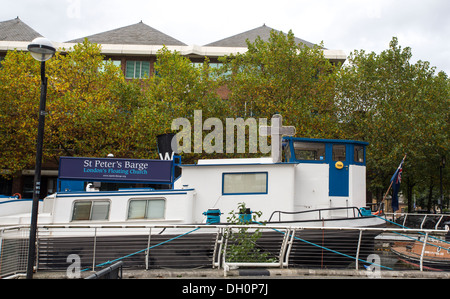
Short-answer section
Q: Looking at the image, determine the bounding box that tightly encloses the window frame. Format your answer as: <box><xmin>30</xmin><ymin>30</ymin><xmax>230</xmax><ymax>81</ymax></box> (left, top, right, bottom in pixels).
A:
<box><xmin>222</xmin><ymin>172</ymin><xmax>268</xmax><ymax>196</ymax></box>
<box><xmin>127</xmin><ymin>198</ymin><xmax>166</xmax><ymax>220</ymax></box>
<box><xmin>71</xmin><ymin>199</ymin><xmax>111</xmax><ymax>222</ymax></box>
<box><xmin>293</xmin><ymin>141</ymin><xmax>326</xmax><ymax>161</ymax></box>
<box><xmin>125</xmin><ymin>60</ymin><xmax>150</xmax><ymax>79</ymax></box>
<box><xmin>332</xmin><ymin>144</ymin><xmax>346</xmax><ymax>162</ymax></box>
<box><xmin>354</xmin><ymin>145</ymin><xmax>365</xmax><ymax>164</ymax></box>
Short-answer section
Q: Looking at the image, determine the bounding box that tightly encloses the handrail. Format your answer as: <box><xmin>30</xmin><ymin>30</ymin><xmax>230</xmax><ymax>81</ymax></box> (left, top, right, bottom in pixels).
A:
<box><xmin>85</xmin><ymin>261</ymin><xmax>123</xmax><ymax>279</ymax></box>
<box><xmin>268</xmin><ymin>206</ymin><xmax>363</xmax><ymax>222</ymax></box>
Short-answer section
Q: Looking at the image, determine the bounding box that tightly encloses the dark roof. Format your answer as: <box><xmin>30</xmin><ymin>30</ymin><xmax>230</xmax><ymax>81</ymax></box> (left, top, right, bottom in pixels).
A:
<box><xmin>67</xmin><ymin>21</ymin><xmax>187</xmax><ymax>46</ymax></box>
<box><xmin>0</xmin><ymin>17</ymin><xmax>42</xmax><ymax>42</ymax></box>
<box><xmin>205</xmin><ymin>24</ymin><xmax>316</xmax><ymax>48</ymax></box>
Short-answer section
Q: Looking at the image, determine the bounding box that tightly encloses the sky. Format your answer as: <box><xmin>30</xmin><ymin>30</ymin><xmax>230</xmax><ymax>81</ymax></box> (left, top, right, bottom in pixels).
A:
<box><xmin>2</xmin><ymin>0</ymin><xmax>450</xmax><ymax>74</ymax></box>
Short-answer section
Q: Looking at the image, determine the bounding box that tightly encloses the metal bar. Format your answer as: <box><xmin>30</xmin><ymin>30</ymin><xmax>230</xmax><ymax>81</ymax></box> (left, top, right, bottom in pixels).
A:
<box><xmin>283</xmin><ymin>228</ymin><xmax>296</xmax><ymax>267</ymax></box>
<box><xmin>212</xmin><ymin>227</ymin><xmax>224</xmax><ymax>268</ymax></box>
<box><xmin>92</xmin><ymin>227</ymin><xmax>97</xmax><ymax>272</ymax></box>
<box><xmin>145</xmin><ymin>227</ymin><xmax>152</xmax><ymax>270</ymax></box>
<box><xmin>435</xmin><ymin>215</ymin><xmax>444</xmax><ymax>230</ymax></box>
<box><xmin>85</xmin><ymin>261</ymin><xmax>123</xmax><ymax>279</ymax></box>
<box><xmin>355</xmin><ymin>230</ymin><xmax>363</xmax><ymax>270</ymax></box>
<box><xmin>34</xmin><ymin>223</ymin><xmax>447</xmax><ymax>234</ymax></box>
<box><xmin>225</xmin><ymin>262</ymin><xmax>280</xmax><ymax>268</ymax></box>
<box><xmin>278</xmin><ymin>228</ymin><xmax>290</xmax><ymax>268</ymax></box>
<box><xmin>420</xmin><ymin>215</ymin><xmax>428</xmax><ymax>229</ymax></box>
<box><xmin>420</xmin><ymin>232</ymin><xmax>429</xmax><ymax>272</ymax></box>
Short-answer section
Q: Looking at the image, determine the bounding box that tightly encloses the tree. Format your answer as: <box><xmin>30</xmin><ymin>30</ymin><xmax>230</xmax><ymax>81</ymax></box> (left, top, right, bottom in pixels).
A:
<box><xmin>0</xmin><ymin>40</ymin><xmax>135</xmax><ymax>177</ymax></box>
<box><xmin>336</xmin><ymin>37</ymin><xmax>450</xmax><ymax>211</ymax></box>
<box><xmin>129</xmin><ymin>46</ymin><xmax>229</xmax><ymax>162</ymax></box>
<box><xmin>219</xmin><ymin>30</ymin><xmax>342</xmax><ymax>140</ymax></box>
<box><xmin>0</xmin><ymin>51</ymin><xmax>41</xmax><ymax>176</ymax></box>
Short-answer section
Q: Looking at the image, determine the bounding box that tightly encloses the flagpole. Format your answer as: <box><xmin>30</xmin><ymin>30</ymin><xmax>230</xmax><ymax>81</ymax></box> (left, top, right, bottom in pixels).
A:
<box><xmin>376</xmin><ymin>154</ymin><xmax>407</xmax><ymax>214</ymax></box>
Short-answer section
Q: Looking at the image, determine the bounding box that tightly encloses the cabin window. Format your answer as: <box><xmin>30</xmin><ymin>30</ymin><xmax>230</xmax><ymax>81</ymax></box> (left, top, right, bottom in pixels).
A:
<box><xmin>128</xmin><ymin>199</ymin><xmax>165</xmax><ymax>220</ymax></box>
<box><xmin>222</xmin><ymin>172</ymin><xmax>268</xmax><ymax>195</ymax></box>
<box><xmin>332</xmin><ymin>145</ymin><xmax>346</xmax><ymax>161</ymax></box>
<box><xmin>293</xmin><ymin>142</ymin><xmax>326</xmax><ymax>161</ymax></box>
<box><xmin>71</xmin><ymin>200</ymin><xmax>110</xmax><ymax>221</ymax></box>
<box><xmin>354</xmin><ymin>146</ymin><xmax>365</xmax><ymax>163</ymax></box>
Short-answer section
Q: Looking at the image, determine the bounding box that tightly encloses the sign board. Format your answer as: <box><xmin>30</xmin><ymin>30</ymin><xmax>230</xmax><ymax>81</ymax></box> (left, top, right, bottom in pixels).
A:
<box><xmin>59</xmin><ymin>157</ymin><xmax>173</xmax><ymax>183</ymax></box>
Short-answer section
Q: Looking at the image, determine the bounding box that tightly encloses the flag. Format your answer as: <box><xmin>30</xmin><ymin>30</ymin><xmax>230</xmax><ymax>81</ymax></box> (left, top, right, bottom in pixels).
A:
<box><xmin>390</xmin><ymin>156</ymin><xmax>405</xmax><ymax>212</ymax></box>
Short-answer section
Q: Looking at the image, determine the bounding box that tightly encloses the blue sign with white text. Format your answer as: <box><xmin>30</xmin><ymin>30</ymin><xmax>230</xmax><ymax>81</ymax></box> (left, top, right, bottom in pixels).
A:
<box><xmin>58</xmin><ymin>157</ymin><xmax>173</xmax><ymax>183</ymax></box>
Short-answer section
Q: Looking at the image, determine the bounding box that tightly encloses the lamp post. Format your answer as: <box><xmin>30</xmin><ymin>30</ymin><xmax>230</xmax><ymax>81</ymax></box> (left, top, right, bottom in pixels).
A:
<box><xmin>440</xmin><ymin>156</ymin><xmax>446</xmax><ymax>212</ymax></box>
<box><xmin>26</xmin><ymin>37</ymin><xmax>56</xmax><ymax>279</ymax></box>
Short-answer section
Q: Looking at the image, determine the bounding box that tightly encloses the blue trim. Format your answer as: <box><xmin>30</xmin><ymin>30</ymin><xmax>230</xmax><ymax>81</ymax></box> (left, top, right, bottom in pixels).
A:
<box><xmin>284</xmin><ymin>136</ymin><xmax>367</xmax><ymax>166</ymax></box>
<box><xmin>283</xmin><ymin>136</ymin><xmax>369</xmax><ymax>146</ymax></box>
<box><xmin>222</xmin><ymin>172</ymin><xmax>269</xmax><ymax>196</ymax></box>
<box><xmin>55</xmin><ymin>189</ymin><xmax>193</xmax><ymax>198</ymax></box>
<box><xmin>0</xmin><ymin>198</ymin><xmax>43</xmax><ymax>205</ymax></box>
<box><xmin>181</xmin><ymin>162</ymin><xmax>296</xmax><ymax>167</ymax></box>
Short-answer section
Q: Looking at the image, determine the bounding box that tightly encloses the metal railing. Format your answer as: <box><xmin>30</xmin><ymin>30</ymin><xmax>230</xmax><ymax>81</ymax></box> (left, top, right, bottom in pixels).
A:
<box><xmin>268</xmin><ymin>207</ymin><xmax>363</xmax><ymax>222</ymax></box>
<box><xmin>1</xmin><ymin>223</ymin><xmax>449</xmax><ymax>278</ymax></box>
<box><xmin>382</xmin><ymin>212</ymin><xmax>450</xmax><ymax>230</ymax></box>
<box><xmin>85</xmin><ymin>261</ymin><xmax>123</xmax><ymax>279</ymax></box>
<box><xmin>0</xmin><ymin>226</ymin><xmax>29</xmax><ymax>278</ymax></box>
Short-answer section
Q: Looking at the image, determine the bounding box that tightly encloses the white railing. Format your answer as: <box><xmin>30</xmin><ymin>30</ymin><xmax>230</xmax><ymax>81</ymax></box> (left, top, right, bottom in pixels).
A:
<box><xmin>1</xmin><ymin>223</ymin><xmax>449</xmax><ymax>278</ymax></box>
<box><xmin>382</xmin><ymin>212</ymin><xmax>449</xmax><ymax>230</ymax></box>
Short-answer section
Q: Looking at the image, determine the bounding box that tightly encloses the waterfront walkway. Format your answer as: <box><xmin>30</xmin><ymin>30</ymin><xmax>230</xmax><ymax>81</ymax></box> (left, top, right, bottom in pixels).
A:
<box><xmin>32</xmin><ymin>268</ymin><xmax>450</xmax><ymax>279</ymax></box>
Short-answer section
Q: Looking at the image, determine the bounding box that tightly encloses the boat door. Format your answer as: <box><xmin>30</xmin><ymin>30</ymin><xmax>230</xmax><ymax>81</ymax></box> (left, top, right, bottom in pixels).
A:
<box><xmin>328</xmin><ymin>144</ymin><xmax>349</xmax><ymax>197</ymax></box>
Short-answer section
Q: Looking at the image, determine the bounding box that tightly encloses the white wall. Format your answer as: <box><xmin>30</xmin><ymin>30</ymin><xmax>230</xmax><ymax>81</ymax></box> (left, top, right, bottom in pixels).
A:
<box><xmin>349</xmin><ymin>165</ymin><xmax>366</xmax><ymax>209</ymax></box>
<box><xmin>177</xmin><ymin>163</ymin><xmax>296</xmax><ymax>223</ymax></box>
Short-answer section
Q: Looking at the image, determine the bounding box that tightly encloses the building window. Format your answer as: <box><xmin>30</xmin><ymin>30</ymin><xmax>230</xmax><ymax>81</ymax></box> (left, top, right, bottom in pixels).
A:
<box><xmin>125</xmin><ymin>60</ymin><xmax>150</xmax><ymax>79</ymax></box>
<box><xmin>222</xmin><ymin>172</ymin><xmax>268</xmax><ymax>195</ymax></box>
<box><xmin>127</xmin><ymin>199</ymin><xmax>165</xmax><ymax>220</ymax></box>
<box><xmin>72</xmin><ymin>200</ymin><xmax>110</xmax><ymax>221</ymax></box>
<box><xmin>99</xmin><ymin>60</ymin><xmax>121</xmax><ymax>72</ymax></box>
<box><xmin>354</xmin><ymin>146</ymin><xmax>365</xmax><ymax>163</ymax></box>
<box><xmin>293</xmin><ymin>142</ymin><xmax>326</xmax><ymax>161</ymax></box>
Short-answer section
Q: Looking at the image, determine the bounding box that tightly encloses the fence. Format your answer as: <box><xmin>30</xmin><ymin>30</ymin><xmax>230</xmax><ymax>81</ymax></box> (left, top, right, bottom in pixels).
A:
<box><xmin>0</xmin><ymin>226</ymin><xmax>29</xmax><ymax>278</ymax></box>
<box><xmin>1</xmin><ymin>223</ymin><xmax>449</xmax><ymax>278</ymax></box>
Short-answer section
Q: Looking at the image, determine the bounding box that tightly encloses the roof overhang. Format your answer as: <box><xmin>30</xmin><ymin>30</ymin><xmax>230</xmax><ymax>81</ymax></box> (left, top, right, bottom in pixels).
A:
<box><xmin>0</xmin><ymin>41</ymin><xmax>346</xmax><ymax>63</ymax></box>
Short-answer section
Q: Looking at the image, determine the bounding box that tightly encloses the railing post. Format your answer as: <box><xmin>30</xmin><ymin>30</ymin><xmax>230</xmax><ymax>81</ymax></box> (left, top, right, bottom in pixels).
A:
<box><xmin>212</xmin><ymin>227</ymin><xmax>224</xmax><ymax>269</ymax></box>
<box><xmin>145</xmin><ymin>227</ymin><xmax>152</xmax><ymax>270</ymax></box>
<box><xmin>420</xmin><ymin>232</ymin><xmax>429</xmax><ymax>272</ymax></box>
<box><xmin>420</xmin><ymin>215</ymin><xmax>428</xmax><ymax>229</ymax></box>
<box><xmin>355</xmin><ymin>229</ymin><xmax>363</xmax><ymax>270</ymax></box>
<box><xmin>92</xmin><ymin>227</ymin><xmax>97</xmax><ymax>272</ymax></box>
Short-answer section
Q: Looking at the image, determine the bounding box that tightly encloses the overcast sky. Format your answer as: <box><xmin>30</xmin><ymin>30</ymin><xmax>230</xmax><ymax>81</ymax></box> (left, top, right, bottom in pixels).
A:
<box><xmin>2</xmin><ymin>0</ymin><xmax>449</xmax><ymax>74</ymax></box>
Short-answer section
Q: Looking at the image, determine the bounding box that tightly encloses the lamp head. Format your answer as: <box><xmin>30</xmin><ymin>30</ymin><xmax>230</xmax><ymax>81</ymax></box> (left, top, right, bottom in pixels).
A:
<box><xmin>28</xmin><ymin>37</ymin><xmax>56</xmax><ymax>62</ymax></box>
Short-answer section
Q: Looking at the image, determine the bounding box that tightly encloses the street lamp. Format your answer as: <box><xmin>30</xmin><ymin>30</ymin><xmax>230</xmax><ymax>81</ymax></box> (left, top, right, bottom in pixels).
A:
<box><xmin>26</xmin><ymin>37</ymin><xmax>56</xmax><ymax>279</ymax></box>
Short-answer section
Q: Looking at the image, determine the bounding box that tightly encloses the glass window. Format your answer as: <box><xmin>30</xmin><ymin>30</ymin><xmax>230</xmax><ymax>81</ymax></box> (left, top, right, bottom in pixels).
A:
<box><xmin>223</xmin><ymin>173</ymin><xmax>268</xmax><ymax>195</ymax></box>
<box><xmin>99</xmin><ymin>60</ymin><xmax>121</xmax><ymax>72</ymax></box>
<box><xmin>72</xmin><ymin>202</ymin><xmax>92</xmax><ymax>221</ymax></box>
<box><xmin>354</xmin><ymin>146</ymin><xmax>365</xmax><ymax>163</ymax></box>
<box><xmin>332</xmin><ymin>145</ymin><xmax>346</xmax><ymax>161</ymax></box>
<box><xmin>72</xmin><ymin>201</ymin><xmax>110</xmax><ymax>221</ymax></box>
<box><xmin>128</xmin><ymin>199</ymin><xmax>165</xmax><ymax>220</ymax></box>
<box><xmin>293</xmin><ymin>142</ymin><xmax>326</xmax><ymax>161</ymax></box>
<box><xmin>146</xmin><ymin>200</ymin><xmax>165</xmax><ymax>219</ymax></box>
<box><xmin>125</xmin><ymin>61</ymin><xmax>150</xmax><ymax>79</ymax></box>
<box><xmin>128</xmin><ymin>200</ymin><xmax>146</xmax><ymax>219</ymax></box>
<box><xmin>91</xmin><ymin>201</ymin><xmax>110</xmax><ymax>220</ymax></box>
